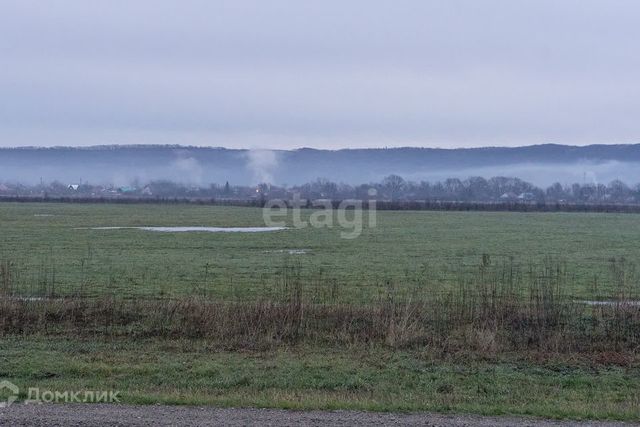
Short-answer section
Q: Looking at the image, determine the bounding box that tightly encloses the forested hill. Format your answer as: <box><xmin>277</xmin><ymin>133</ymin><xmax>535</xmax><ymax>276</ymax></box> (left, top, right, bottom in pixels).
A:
<box><xmin>1</xmin><ymin>144</ymin><xmax>640</xmax><ymax>186</ymax></box>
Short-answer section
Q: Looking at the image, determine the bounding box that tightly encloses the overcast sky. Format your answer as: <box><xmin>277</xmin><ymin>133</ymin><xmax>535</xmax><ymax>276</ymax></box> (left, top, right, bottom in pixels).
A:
<box><xmin>1</xmin><ymin>0</ymin><xmax>639</xmax><ymax>149</ymax></box>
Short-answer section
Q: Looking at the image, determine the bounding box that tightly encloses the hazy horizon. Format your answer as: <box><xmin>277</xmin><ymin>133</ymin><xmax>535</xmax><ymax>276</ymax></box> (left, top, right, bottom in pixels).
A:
<box><xmin>1</xmin><ymin>142</ymin><xmax>640</xmax><ymax>151</ymax></box>
<box><xmin>2</xmin><ymin>144</ymin><xmax>640</xmax><ymax>187</ymax></box>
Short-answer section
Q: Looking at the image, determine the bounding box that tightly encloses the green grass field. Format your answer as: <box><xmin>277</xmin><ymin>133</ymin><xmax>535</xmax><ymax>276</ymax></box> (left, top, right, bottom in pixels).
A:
<box><xmin>1</xmin><ymin>202</ymin><xmax>639</xmax><ymax>300</ymax></box>
<box><xmin>2</xmin><ymin>337</ymin><xmax>639</xmax><ymax>420</ymax></box>
<box><xmin>2</xmin><ymin>202</ymin><xmax>640</xmax><ymax>420</ymax></box>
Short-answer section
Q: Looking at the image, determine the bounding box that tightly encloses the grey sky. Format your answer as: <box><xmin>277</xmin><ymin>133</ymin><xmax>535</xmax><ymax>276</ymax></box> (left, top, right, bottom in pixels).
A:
<box><xmin>1</xmin><ymin>0</ymin><xmax>639</xmax><ymax>149</ymax></box>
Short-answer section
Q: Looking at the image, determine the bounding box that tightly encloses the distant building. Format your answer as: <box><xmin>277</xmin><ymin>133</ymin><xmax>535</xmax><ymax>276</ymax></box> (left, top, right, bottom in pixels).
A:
<box><xmin>118</xmin><ymin>186</ymin><xmax>137</xmax><ymax>194</ymax></box>
<box><xmin>518</xmin><ymin>192</ymin><xmax>536</xmax><ymax>201</ymax></box>
<box><xmin>68</xmin><ymin>184</ymin><xmax>80</xmax><ymax>191</ymax></box>
<box><xmin>142</xmin><ymin>186</ymin><xmax>153</xmax><ymax>196</ymax></box>
<box><xmin>0</xmin><ymin>183</ymin><xmax>9</xmax><ymax>193</ymax></box>
<box><xmin>499</xmin><ymin>192</ymin><xmax>517</xmax><ymax>200</ymax></box>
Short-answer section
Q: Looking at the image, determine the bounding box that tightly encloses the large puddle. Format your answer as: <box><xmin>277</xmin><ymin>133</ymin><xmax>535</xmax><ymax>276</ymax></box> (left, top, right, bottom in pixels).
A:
<box><xmin>265</xmin><ymin>249</ymin><xmax>310</xmax><ymax>255</ymax></box>
<box><xmin>79</xmin><ymin>226</ymin><xmax>287</xmax><ymax>233</ymax></box>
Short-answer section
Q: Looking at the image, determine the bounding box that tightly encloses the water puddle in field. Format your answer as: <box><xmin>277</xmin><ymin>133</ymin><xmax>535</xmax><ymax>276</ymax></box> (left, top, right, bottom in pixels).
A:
<box><xmin>265</xmin><ymin>249</ymin><xmax>310</xmax><ymax>255</ymax></box>
<box><xmin>34</xmin><ymin>214</ymin><xmax>55</xmax><ymax>217</ymax></box>
<box><xmin>579</xmin><ymin>300</ymin><xmax>640</xmax><ymax>306</ymax></box>
<box><xmin>78</xmin><ymin>226</ymin><xmax>287</xmax><ymax>233</ymax></box>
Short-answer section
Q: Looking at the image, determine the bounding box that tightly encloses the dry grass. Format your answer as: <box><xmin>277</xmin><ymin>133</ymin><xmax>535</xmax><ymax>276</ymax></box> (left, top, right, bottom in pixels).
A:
<box><xmin>1</xmin><ymin>257</ymin><xmax>639</xmax><ymax>355</ymax></box>
<box><xmin>1</xmin><ymin>291</ymin><xmax>639</xmax><ymax>355</ymax></box>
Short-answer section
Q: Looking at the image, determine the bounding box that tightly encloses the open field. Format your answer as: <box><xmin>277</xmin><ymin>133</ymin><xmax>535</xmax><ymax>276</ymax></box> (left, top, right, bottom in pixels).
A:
<box><xmin>1</xmin><ymin>337</ymin><xmax>640</xmax><ymax>421</ymax></box>
<box><xmin>1</xmin><ymin>202</ymin><xmax>640</xmax><ymax>300</ymax></box>
<box><xmin>2</xmin><ymin>202</ymin><xmax>640</xmax><ymax>421</ymax></box>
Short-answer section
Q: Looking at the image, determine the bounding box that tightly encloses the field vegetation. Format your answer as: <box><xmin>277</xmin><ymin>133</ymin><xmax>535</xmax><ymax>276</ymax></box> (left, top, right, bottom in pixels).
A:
<box><xmin>2</xmin><ymin>203</ymin><xmax>640</xmax><ymax>300</ymax></box>
<box><xmin>1</xmin><ymin>202</ymin><xmax>640</xmax><ymax>420</ymax></box>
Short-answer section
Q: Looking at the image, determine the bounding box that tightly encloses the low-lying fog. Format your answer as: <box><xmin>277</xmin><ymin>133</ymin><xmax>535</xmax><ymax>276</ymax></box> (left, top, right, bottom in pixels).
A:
<box><xmin>403</xmin><ymin>161</ymin><xmax>640</xmax><ymax>187</ymax></box>
<box><xmin>2</xmin><ymin>146</ymin><xmax>640</xmax><ymax>187</ymax></box>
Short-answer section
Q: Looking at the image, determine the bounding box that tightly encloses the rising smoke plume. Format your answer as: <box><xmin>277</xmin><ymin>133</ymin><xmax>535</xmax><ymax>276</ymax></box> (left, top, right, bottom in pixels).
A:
<box><xmin>245</xmin><ymin>150</ymin><xmax>279</xmax><ymax>184</ymax></box>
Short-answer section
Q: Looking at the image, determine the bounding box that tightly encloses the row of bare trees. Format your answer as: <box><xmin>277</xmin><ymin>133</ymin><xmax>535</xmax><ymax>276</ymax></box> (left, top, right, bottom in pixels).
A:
<box><xmin>2</xmin><ymin>176</ymin><xmax>640</xmax><ymax>204</ymax></box>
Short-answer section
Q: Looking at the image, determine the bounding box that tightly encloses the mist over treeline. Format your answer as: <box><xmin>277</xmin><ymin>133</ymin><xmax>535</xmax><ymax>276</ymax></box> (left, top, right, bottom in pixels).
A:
<box><xmin>3</xmin><ymin>144</ymin><xmax>640</xmax><ymax>187</ymax></box>
<box><xmin>3</xmin><ymin>175</ymin><xmax>640</xmax><ymax>205</ymax></box>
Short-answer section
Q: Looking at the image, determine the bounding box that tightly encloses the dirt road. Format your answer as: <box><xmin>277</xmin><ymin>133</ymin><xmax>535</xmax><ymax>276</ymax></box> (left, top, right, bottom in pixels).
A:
<box><xmin>0</xmin><ymin>404</ymin><xmax>636</xmax><ymax>426</ymax></box>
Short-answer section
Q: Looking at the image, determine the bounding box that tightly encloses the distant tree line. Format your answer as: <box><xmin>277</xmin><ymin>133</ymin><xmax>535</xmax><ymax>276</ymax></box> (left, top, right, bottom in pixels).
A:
<box><xmin>2</xmin><ymin>175</ymin><xmax>640</xmax><ymax>205</ymax></box>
